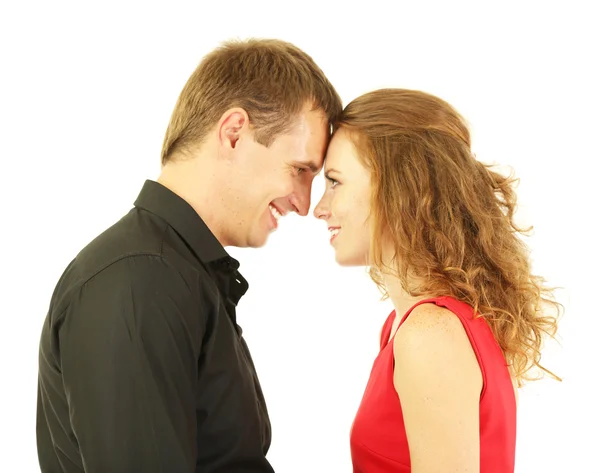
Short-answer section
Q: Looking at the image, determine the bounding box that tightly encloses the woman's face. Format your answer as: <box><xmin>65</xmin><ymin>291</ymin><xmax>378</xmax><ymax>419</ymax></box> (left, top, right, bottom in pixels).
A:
<box><xmin>313</xmin><ymin>128</ymin><xmax>373</xmax><ymax>266</ymax></box>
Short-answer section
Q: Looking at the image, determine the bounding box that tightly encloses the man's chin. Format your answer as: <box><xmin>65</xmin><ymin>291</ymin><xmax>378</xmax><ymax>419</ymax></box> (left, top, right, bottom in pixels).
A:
<box><xmin>246</xmin><ymin>231</ymin><xmax>271</xmax><ymax>249</ymax></box>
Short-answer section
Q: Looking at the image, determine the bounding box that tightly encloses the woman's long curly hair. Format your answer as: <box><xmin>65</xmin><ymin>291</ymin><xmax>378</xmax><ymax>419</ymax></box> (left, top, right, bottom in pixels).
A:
<box><xmin>338</xmin><ymin>88</ymin><xmax>561</xmax><ymax>385</ymax></box>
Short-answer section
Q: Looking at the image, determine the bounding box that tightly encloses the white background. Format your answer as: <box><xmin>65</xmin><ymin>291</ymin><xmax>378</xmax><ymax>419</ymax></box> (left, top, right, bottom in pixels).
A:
<box><xmin>1</xmin><ymin>1</ymin><xmax>599</xmax><ymax>471</ymax></box>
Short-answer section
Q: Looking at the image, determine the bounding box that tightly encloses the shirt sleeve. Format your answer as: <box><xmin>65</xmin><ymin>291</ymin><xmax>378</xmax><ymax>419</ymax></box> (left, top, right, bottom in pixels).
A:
<box><xmin>59</xmin><ymin>255</ymin><xmax>203</xmax><ymax>473</ymax></box>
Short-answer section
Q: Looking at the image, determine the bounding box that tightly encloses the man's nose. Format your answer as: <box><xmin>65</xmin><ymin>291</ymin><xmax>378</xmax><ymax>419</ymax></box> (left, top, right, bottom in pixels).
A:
<box><xmin>290</xmin><ymin>181</ymin><xmax>313</xmax><ymax>216</ymax></box>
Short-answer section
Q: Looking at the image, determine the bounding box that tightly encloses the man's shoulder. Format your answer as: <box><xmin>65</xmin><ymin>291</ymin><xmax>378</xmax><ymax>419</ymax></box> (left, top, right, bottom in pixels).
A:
<box><xmin>78</xmin><ymin>207</ymin><xmax>166</xmax><ymax>267</ymax></box>
<box><xmin>50</xmin><ymin>208</ymin><xmax>216</xmax><ymax>312</ymax></box>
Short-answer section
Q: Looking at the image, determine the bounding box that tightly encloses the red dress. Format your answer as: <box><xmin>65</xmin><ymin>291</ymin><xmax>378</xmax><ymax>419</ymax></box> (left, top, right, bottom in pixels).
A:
<box><xmin>350</xmin><ymin>296</ymin><xmax>516</xmax><ymax>472</ymax></box>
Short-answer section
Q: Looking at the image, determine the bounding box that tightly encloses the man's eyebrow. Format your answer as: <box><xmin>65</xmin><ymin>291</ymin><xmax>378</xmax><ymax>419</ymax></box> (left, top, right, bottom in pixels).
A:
<box><xmin>296</xmin><ymin>160</ymin><xmax>321</xmax><ymax>173</ymax></box>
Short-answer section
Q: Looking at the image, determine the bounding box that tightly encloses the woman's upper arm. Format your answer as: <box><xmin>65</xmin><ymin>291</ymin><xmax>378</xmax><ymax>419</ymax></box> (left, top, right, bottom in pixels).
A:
<box><xmin>392</xmin><ymin>304</ymin><xmax>483</xmax><ymax>473</ymax></box>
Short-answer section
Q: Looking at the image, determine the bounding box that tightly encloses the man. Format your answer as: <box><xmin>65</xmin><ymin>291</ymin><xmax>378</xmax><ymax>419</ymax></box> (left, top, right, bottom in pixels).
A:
<box><xmin>37</xmin><ymin>38</ymin><xmax>342</xmax><ymax>472</ymax></box>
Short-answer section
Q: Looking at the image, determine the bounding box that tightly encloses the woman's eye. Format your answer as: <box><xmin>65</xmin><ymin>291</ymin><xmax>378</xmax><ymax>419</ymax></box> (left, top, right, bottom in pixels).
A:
<box><xmin>327</xmin><ymin>177</ymin><xmax>339</xmax><ymax>188</ymax></box>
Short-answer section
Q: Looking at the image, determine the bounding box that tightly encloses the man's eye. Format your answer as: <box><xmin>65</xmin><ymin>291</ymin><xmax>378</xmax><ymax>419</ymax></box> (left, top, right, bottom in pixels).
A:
<box><xmin>295</xmin><ymin>167</ymin><xmax>306</xmax><ymax>175</ymax></box>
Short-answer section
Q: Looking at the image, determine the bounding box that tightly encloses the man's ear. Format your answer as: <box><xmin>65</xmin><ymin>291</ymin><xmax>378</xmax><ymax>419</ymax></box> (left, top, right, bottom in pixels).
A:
<box><xmin>218</xmin><ymin>108</ymin><xmax>249</xmax><ymax>150</ymax></box>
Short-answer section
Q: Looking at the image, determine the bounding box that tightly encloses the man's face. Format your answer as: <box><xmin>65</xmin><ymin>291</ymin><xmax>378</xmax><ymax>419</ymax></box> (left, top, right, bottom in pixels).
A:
<box><xmin>220</xmin><ymin>105</ymin><xmax>329</xmax><ymax>248</ymax></box>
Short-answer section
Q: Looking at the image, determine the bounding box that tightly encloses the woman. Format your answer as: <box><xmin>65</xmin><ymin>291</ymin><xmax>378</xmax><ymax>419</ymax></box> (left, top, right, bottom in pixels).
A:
<box><xmin>314</xmin><ymin>89</ymin><xmax>560</xmax><ymax>473</ymax></box>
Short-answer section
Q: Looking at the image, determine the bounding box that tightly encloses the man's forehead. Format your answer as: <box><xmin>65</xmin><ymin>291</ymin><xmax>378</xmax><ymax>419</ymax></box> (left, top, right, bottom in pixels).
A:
<box><xmin>293</xmin><ymin>149</ymin><xmax>325</xmax><ymax>174</ymax></box>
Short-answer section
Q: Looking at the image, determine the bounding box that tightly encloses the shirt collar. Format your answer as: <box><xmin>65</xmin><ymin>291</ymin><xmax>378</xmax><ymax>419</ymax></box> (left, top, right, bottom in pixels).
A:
<box><xmin>134</xmin><ymin>179</ymin><xmax>228</xmax><ymax>262</ymax></box>
<box><xmin>133</xmin><ymin>180</ymin><xmax>248</xmax><ymax>305</ymax></box>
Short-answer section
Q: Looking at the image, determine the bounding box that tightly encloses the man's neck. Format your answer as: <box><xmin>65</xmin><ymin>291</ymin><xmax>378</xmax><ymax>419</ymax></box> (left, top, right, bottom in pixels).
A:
<box><xmin>157</xmin><ymin>156</ymin><xmax>229</xmax><ymax>247</ymax></box>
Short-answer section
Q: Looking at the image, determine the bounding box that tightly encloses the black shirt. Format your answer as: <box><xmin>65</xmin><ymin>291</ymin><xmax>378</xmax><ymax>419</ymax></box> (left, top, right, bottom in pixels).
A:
<box><xmin>36</xmin><ymin>180</ymin><xmax>274</xmax><ymax>473</ymax></box>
